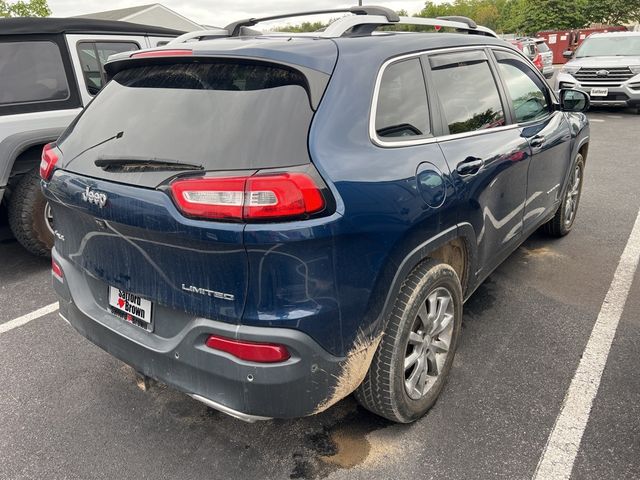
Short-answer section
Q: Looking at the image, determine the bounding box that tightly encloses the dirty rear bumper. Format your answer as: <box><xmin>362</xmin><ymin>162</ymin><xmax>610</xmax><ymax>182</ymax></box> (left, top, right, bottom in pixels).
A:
<box><xmin>53</xmin><ymin>251</ymin><xmax>346</xmax><ymax>420</ymax></box>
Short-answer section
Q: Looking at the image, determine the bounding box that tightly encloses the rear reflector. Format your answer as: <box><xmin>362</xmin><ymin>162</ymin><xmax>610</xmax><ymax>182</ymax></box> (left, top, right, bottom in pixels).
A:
<box><xmin>131</xmin><ymin>49</ymin><xmax>192</xmax><ymax>58</ymax></box>
<box><xmin>205</xmin><ymin>335</ymin><xmax>291</xmax><ymax>363</ymax></box>
<box><xmin>40</xmin><ymin>143</ymin><xmax>59</xmax><ymax>181</ymax></box>
<box><xmin>51</xmin><ymin>258</ymin><xmax>63</xmax><ymax>283</ymax></box>
<box><xmin>170</xmin><ymin>173</ymin><xmax>325</xmax><ymax>221</ymax></box>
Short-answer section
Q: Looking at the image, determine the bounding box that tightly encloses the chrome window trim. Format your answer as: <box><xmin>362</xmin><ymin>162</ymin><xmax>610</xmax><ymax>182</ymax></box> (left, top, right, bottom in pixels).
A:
<box><xmin>369</xmin><ymin>44</ymin><xmax>556</xmax><ymax>148</ymax></box>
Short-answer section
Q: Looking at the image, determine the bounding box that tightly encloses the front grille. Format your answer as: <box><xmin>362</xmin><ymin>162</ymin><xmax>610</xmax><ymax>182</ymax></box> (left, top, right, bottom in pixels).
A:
<box><xmin>590</xmin><ymin>92</ymin><xmax>629</xmax><ymax>102</ymax></box>
<box><xmin>574</xmin><ymin>67</ymin><xmax>634</xmax><ymax>86</ymax></box>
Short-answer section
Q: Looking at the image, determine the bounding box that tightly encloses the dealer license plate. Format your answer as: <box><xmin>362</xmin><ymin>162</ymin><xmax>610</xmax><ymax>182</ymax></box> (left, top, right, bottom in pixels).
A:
<box><xmin>108</xmin><ymin>286</ymin><xmax>153</xmax><ymax>331</ymax></box>
<box><xmin>590</xmin><ymin>88</ymin><xmax>608</xmax><ymax>97</ymax></box>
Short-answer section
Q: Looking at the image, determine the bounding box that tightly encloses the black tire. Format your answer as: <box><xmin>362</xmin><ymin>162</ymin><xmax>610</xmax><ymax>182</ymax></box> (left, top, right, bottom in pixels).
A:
<box><xmin>7</xmin><ymin>168</ymin><xmax>54</xmax><ymax>257</ymax></box>
<box><xmin>542</xmin><ymin>153</ymin><xmax>585</xmax><ymax>237</ymax></box>
<box><xmin>355</xmin><ymin>259</ymin><xmax>463</xmax><ymax>423</ymax></box>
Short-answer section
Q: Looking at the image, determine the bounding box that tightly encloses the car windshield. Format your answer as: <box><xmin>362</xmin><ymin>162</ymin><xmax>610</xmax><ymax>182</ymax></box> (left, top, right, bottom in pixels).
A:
<box><xmin>575</xmin><ymin>36</ymin><xmax>640</xmax><ymax>57</ymax></box>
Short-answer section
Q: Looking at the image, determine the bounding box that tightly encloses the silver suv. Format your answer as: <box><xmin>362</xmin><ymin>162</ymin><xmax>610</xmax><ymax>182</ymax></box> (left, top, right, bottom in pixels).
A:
<box><xmin>0</xmin><ymin>17</ymin><xmax>180</xmax><ymax>256</ymax></box>
<box><xmin>555</xmin><ymin>31</ymin><xmax>640</xmax><ymax>113</ymax></box>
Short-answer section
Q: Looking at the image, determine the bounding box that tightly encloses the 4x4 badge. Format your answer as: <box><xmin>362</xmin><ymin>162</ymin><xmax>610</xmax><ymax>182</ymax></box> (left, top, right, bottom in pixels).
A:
<box><xmin>81</xmin><ymin>186</ymin><xmax>107</xmax><ymax>208</ymax></box>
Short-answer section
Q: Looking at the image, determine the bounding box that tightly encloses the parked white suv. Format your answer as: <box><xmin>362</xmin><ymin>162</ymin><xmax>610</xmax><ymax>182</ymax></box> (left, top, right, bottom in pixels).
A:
<box><xmin>555</xmin><ymin>31</ymin><xmax>640</xmax><ymax>113</ymax></box>
<box><xmin>0</xmin><ymin>17</ymin><xmax>181</xmax><ymax>255</ymax></box>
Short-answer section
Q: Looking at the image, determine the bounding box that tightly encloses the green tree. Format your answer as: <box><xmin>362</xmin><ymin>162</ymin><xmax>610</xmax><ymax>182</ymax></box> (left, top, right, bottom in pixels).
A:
<box><xmin>582</xmin><ymin>0</ymin><xmax>640</xmax><ymax>25</ymax></box>
<box><xmin>273</xmin><ymin>20</ymin><xmax>329</xmax><ymax>33</ymax></box>
<box><xmin>518</xmin><ymin>0</ymin><xmax>587</xmax><ymax>32</ymax></box>
<box><xmin>0</xmin><ymin>0</ymin><xmax>51</xmax><ymax>17</ymax></box>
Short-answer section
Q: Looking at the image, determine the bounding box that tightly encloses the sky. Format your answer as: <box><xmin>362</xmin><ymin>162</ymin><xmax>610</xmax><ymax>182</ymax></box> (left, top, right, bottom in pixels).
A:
<box><xmin>48</xmin><ymin>1</ymin><xmax>428</xmax><ymax>28</ymax></box>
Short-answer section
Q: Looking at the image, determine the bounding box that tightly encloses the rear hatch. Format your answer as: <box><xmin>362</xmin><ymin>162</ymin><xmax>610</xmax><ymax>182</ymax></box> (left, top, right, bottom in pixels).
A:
<box><xmin>48</xmin><ymin>52</ymin><xmax>334</xmax><ymax>326</ymax></box>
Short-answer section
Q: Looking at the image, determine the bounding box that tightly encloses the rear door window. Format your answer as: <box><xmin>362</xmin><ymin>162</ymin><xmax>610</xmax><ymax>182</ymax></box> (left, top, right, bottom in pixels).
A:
<box><xmin>77</xmin><ymin>42</ymin><xmax>140</xmax><ymax>94</ymax></box>
<box><xmin>374</xmin><ymin>58</ymin><xmax>430</xmax><ymax>141</ymax></box>
<box><xmin>0</xmin><ymin>41</ymin><xmax>69</xmax><ymax>106</ymax></box>
<box><xmin>429</xmin><ymin>50</ymin><xmax>506</xmax><ymax>135</ymax></box>
<box><xmin>494</xmin><ymin>50</ymin><xmax>550</xmax><ymax>123</ymax></box>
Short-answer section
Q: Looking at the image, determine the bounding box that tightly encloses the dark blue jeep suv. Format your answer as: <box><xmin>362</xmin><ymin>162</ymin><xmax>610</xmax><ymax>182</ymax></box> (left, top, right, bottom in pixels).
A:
<box><xmin>42</xmin><ymin>7</ymin><xmax>590</xmax><ymax>423</ymax></box>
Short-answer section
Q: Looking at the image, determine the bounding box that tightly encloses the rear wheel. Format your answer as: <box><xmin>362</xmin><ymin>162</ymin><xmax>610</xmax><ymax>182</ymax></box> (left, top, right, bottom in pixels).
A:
<box><xmin>7</xmin><ymin>168</ymin><xmax>54</xmax><ymax>257</ymax></box>
<box><xmin>543</xmin><ymin>153</ymin><xmax>584</xmax><ymax>237</ymax></box>
<box><xmin>355</xmin><ymin>259</ymin><xmax>463</xmax><ymax>423</ymax></box>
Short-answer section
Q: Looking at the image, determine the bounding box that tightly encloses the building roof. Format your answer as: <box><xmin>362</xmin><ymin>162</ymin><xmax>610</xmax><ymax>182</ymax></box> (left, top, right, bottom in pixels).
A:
<box><xmin>75</xmin><ymin>4</ymin><xmax>156</xmax><ymax>21</ymax></box>
<box><xmin>74</xmin><ymin>3</ymin><xmax>202</xmax><ymax>31</ymax></box>
<box><xmin>0</xmin><ymin>17</ymin><xmax>184</xmax><ymax>36</ymax></box>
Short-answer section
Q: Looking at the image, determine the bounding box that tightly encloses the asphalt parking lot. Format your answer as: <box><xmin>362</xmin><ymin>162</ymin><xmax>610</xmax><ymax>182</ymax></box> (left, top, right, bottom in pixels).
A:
<box><xmin>1</xmin><ymin>106</ymin><xmax>639</xmax><ymax>480</ymax></box>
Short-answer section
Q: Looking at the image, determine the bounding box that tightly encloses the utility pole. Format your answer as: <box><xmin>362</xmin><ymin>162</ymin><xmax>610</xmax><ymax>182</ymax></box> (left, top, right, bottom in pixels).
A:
<box><xmin>358</xmin><ymin>0</ymin><xmax>363</xmax><ymax>5</ymax></box>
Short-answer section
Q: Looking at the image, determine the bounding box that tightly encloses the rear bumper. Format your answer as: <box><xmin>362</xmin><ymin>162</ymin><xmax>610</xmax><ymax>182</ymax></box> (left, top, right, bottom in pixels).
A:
<box><xmin>53</xmin><ymin>249</ymin><xmax>347</xmax><ymax>420</ymax></box>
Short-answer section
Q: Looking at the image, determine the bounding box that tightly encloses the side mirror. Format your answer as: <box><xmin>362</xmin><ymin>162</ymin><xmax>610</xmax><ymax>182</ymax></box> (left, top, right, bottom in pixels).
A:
<box><xmin>562</xmin><ymin>50</ymin><xmax>574</xmax><ymax>59</ymax></box>
<box><xmin>560</xmin><ymin>89</ymin><xmax>590</xmax><ymax>113</ymax></box>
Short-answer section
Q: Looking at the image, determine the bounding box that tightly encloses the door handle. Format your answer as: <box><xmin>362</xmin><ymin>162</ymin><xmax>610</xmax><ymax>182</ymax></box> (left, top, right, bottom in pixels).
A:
<box><xmin>530</xmin><ymin>135</ymin><xmax>545</xmax><ymax>148</ymax></box>
<box><xmin>456</xmin><ymin>156</ymin><xmax>484</xmax><ymax>176</ymax></box>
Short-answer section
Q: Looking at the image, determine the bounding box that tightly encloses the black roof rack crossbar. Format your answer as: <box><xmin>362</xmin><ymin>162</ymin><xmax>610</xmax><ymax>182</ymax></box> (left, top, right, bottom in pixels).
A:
<box><xmin>225</xmin><ymin>5</ymin><xmax>400</xmax><ymax>37</ymax></box>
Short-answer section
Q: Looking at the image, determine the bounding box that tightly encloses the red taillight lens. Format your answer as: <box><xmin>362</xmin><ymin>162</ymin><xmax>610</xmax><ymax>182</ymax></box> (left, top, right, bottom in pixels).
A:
<box><xmin>131</xmin><ymin>49</ymin><xmax>193</xmax><ymax>58</ymax></box>
<box><xmin>170</xmin><ymin>173</ymin><xmax>325</xmax><ymax>221</ymax></box>
<box><xmin>205</xmin><ymin>335</ymin><xmax>290</xmax><ymax>363</ymax></box>
<box><xmin>40</xmin><ymin>143</ymin><xmax>59</xmax><ymax>181</ymax></box>
<box><xmin>51</xmin><ymin>258</ymin><xmax>63</xmax><ymax>282</ymax></box>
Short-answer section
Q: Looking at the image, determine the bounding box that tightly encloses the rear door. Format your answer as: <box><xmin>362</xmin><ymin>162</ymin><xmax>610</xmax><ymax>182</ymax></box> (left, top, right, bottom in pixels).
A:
<box><xmin>427</xmin><ymin>48</ymin><xmax>531</xmax><ymax>279</ymax></box>
<box><xmin>49</xmin><ymin>58</ymin><xmax>329</xmax><ymax>326</ymax></box>
<box><xmin>491</xmin><ymin>48</ymin><xmax>572</xmax><ymax>232</ymax></box>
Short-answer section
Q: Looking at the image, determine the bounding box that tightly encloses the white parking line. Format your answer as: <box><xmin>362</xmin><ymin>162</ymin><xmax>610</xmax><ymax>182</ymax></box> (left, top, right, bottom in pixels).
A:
<box><xmin>533</xmin><ymin>208</ymin><xmax>640</xmax><ymax>480</ymax></box>
<box><xmin>0</xmin><ymin>302</ymin><xmax>59</xmax><ymax>334</ymax></box>
<box><xmin>589</xmin><ymin>118</ymin><xmax>605</xmax><ymax>123</ymax></box>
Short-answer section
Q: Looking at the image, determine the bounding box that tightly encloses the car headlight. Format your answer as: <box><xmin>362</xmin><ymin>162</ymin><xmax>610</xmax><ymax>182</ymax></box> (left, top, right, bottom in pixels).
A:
<box><xmin>560</xmin><ymin>65</ymin><xmax>580</xmax><ymax>75</ymax></box>
<box><xmin>629</xmin><ymin>65</ymin><xmax>640</xmax><ymax>74</ymax></box>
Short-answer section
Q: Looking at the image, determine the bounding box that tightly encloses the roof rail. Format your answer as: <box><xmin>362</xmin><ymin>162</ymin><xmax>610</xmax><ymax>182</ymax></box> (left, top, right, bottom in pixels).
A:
<box><xmin>224</xmin><ymin>6</ymin><xmax>400</xmax><ymax>37</ymax></box>
<box><xmin>319</xmin><ymin>15</ymin><xmax>497</xmax><ymax>38</ymax></box>
<box><xmin>167</xmin><ymin>28</ymin><xmax>229</xmax><ymax>45</ymax></box>
<box><xmin>436</xmin><ymin>16</ymin><xmax>477</xmax><ymax>29</ymax></box>
<box><xmin>163</xmin><ymin>6</ymin><xmax>496</xmax><ymax>44</ymax></box>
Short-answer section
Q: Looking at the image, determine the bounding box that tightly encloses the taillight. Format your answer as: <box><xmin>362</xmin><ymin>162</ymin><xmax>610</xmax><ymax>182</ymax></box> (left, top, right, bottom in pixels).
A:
<box><xmin>205</xmin><ymin>335</ymin><xmax>290</xmax><ymax>363</ymax></box>
<box><xmin>40</xmin><ymin>143</ymin><xmax>59</xmax><ymax>181</ymax></box>
<box><xmin>131</xmin><ymin>49</ymin><xmax>192</xmax><ymax>58</ymax></box>
<box><xmin>170</xmin><ymin>172</ymin><xmax>325</xmax><ymax>221</ymax></box>
<box><xmin>52</xmin><ymin>258</ymin><xmax>64</xmax><ymax>283</ymax></box>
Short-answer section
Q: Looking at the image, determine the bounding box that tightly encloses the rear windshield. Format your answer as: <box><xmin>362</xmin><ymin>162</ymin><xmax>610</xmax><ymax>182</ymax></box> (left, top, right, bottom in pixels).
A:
<box><xmin>536</xmin><ymin>41</ymin><xmax>550</xmax><ymax>53</ymax></box>
<box><xmin>59</xmin><ymin>61</ymin><xmax>314</xmax><ymax>170</ymax></box>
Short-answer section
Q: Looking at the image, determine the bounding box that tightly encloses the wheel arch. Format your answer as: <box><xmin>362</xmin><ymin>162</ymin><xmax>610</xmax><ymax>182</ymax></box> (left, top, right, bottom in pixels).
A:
<box><xmin>0</xmin><ymin>129</ymin><xmax>63</xmax><ymax>202</ymax></box>
<box><xmin>375</xmin><ymin>223</ymin><xmax>478</xmax><ymax>335</ymax></box>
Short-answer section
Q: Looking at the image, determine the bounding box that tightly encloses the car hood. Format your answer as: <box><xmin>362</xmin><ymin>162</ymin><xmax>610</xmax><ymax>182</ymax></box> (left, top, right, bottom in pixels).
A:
<box><xmin>567</xmin><ymin>56</ymin><xmax>640</xmax><ymax>68</ymax></box>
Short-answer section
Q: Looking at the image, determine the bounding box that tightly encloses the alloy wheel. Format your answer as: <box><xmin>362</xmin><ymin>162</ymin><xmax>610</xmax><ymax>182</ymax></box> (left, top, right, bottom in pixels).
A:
<box><xmin>404</xmin><ymin>287</ymin><xmax>455</xmax><ymax>400</ymax></box>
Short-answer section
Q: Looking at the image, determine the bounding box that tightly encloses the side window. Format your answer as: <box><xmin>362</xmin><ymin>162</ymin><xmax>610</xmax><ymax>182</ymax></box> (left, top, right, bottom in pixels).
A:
<box><xmin>77</xmin><ymin>42</ymin><xmax>140</xmax><ymax>95</ymax></box>
<box><xmin>375</xmin><ymin>58</ymin><xmax>430</xmax><ymax>140</ymax></box>
<box><xmin>494</xmin><ymin>50</ymin><xmax>550</xmax><ymax>123</ymax></box>
<box><xmin>429</xmin><ymin>50</ymin><xmax>506</xmax><ymax>135</ymax></box>
<box><xmin>0</xmin><ymin>41</ymin><xmax>70</xmax><ymax>106</ymax></box>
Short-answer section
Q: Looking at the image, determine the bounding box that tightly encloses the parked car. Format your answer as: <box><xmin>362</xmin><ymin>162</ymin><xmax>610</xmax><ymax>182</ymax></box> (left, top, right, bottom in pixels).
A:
<box><xmin>556</xmin><ymin>31</ymin><xmax>640</xmax><ymax>113</ymax></box>
<box><xmin>534</xmin><ymin>37</ymin><xmax>554</xmax><ymax>78</ymax></box>
<box><xmin>0</xmin><ymin>17</ymin><xmax>181</xmax><ymax>256</ymax></box>
<box><xmin>510</xmin><ymin>38</ymin><xmax>544</xmax><ymax>75</ymax></box>
<box><xmin>44</xmin><ymin>7</ymin><xmax>590</xmax><ymax>423</ymax></box>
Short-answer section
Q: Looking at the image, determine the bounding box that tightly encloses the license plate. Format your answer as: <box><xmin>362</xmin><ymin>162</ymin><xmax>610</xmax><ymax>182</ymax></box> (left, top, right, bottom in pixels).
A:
<box><xmin>590</xmin><ymin>88</ymin><xmax>609</xmax><ymax>97</ymax></box>
<box><xmin>108</xmin><ymin>286</ymin><xmax>153</xmax><ymax>331</ymax></box>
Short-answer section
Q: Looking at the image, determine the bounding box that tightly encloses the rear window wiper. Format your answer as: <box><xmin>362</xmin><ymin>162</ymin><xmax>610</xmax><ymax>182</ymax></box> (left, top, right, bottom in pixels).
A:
<box><xmin>95</xmin><ymin>158</ymin><xmax>204</xmax><ymax>172</ymax></box>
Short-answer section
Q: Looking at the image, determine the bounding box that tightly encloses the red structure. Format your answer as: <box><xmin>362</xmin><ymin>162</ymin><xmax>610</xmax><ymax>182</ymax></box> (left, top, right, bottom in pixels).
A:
<box><xmin>536</xmin><ymin>26</ymin><xmax>628</xmax><ymax>64</ymax></box>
